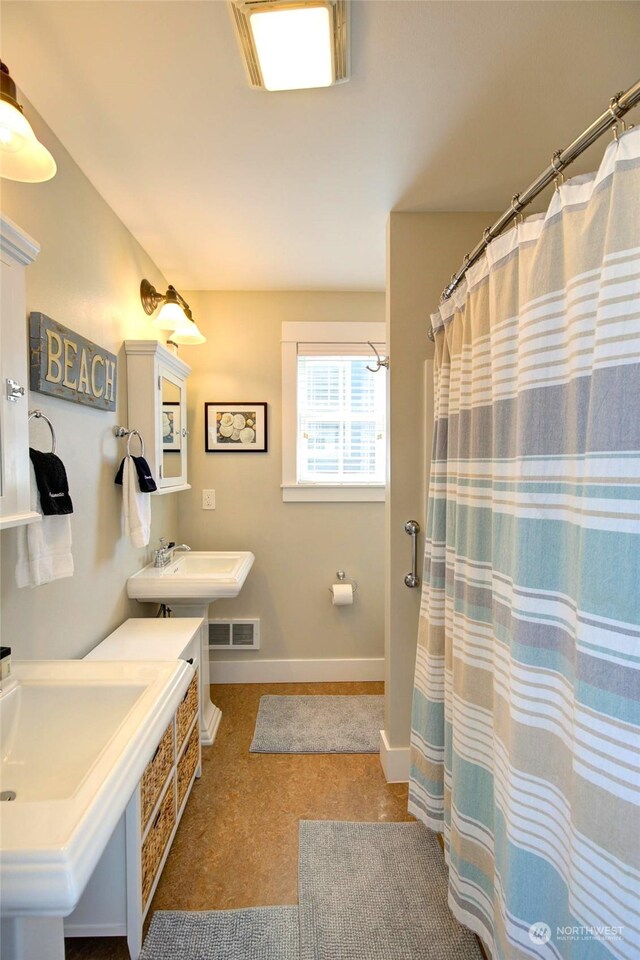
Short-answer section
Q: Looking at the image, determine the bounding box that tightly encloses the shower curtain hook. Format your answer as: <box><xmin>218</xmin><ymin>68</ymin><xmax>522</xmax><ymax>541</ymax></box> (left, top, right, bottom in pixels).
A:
<box><xmin>551</xmin><ymin>150</ymin><xmax>565</xmax><ymax>192</ymax></box>
<box><xmin>613</xmin><ymin>118</ymin><xmax>627</xmax><ymax>142</ymax></box>
<box><xmin>608</xmin><ymin>93</ymin><xmax>625</xmax><ymax>143</ymax></box>
<box><xmin>511</xmin><ymin>194</ymin><xmax>524</xmax><ymax>225</ymax></box>
<box><xmin>608</xmin><ymin>92</ymin><xmax>624</xmax><ymax>122</ymax></box>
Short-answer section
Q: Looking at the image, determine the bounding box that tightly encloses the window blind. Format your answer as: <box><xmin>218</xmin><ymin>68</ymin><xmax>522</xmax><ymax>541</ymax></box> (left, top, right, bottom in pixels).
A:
<box><xmin>296</xmin><ymin>351</ymin><xmax>386</xmax><ymax>485</ymax></box>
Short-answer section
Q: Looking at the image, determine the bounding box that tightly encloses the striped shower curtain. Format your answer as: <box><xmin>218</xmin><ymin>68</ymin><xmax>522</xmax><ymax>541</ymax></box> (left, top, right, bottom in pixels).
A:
<box><xmin>409</xmin><ymin>126</ymin><xmax>640</xmax><ymax>960</ymax></box>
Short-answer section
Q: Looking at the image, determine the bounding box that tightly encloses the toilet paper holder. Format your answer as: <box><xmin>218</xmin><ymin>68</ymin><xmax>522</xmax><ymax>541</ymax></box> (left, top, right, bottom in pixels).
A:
<box><xmin>328</xmin><ymin>570</ymin><xmax>358</xmax><ymax>595</ymax></box>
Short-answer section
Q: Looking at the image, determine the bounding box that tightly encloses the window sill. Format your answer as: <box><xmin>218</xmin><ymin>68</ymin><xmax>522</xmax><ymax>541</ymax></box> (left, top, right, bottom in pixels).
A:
<box><xmin>281</xmin><ymin>484</ymin><xmax>385</xmax><ymax>503</ymax></box>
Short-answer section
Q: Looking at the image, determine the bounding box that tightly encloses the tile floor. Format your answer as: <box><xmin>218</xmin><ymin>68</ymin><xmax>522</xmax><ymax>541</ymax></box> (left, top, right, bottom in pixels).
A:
<box><xmin>65</xmin><ymin>681</ymin><xmax>412</xmax><ymax>959</ymax></box>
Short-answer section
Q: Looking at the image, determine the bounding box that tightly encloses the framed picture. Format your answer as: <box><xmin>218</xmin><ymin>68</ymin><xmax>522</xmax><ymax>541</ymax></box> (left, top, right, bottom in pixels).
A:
<box><xmin>205</xmin><ymin>402</ymin><xmax>268</xmax><ymax>453</ymax></box>
<box><xmin>162</xmin><ymin>401</ymin><xmax>181</xmax><ymax>451</ymax></box>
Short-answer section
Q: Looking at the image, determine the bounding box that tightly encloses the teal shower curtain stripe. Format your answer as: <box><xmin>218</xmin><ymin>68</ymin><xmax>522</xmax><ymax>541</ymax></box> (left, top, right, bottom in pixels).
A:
<box><xmin>409</xmin><ymin>126</ymin><xmax>640</xmax><ymax>960</ymax></box>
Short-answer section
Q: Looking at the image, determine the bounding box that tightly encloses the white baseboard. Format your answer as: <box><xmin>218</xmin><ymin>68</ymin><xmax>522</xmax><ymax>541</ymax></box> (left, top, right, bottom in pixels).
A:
<box><xmin>209</xmin><ymin>657</ymin><xmax>384</xmax><ymax>684</ymax></box>
<box><xmin>379</xmin><ymin>728</ymin><xmax>410</xmax><ymax>783</ymax></box>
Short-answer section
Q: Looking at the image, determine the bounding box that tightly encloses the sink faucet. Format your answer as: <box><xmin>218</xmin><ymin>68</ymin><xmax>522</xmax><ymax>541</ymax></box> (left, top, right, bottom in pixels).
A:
<box><xmin>153</xmin><ymin>539</ymin><xmax>191</xmax><ymax>568</ymax></box>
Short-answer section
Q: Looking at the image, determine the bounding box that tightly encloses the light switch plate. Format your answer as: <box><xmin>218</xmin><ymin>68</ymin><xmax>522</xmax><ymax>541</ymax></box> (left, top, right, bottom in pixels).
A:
<box><xmin>202</xmin><ymin>489</ymin><xmax>215</xmax><ymax>510</ymax></box>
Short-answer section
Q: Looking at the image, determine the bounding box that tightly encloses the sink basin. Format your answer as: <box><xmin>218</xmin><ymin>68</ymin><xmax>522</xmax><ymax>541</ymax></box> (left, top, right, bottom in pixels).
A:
<box><xmin>1</xmin><ymin>681</ymin><xmax>146</xmax><ymax>802</ymax></box>
<box><xmin>127</xmin><ymin>550</ymin><xmax>255</xmax><ymax>604</ymax></box>
<box><xmin>0</xmin><ymin>659</ymin><xmax>193</xmax><ymax>916</ymax></box>
<box><xmin>161</xmin><ymin>553</ymin><xmax>247</xmax><ymax>576</ymax></box>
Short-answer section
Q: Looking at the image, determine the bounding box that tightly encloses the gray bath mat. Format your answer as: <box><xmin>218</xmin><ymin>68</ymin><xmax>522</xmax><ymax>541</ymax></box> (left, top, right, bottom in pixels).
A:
<box><xmin>140</xmin><ymin>906</ymin><xmax>300</xmax><ymax>959</ymax></box>
<box><xmin>250</xmin><ymin>695</ymin><xmax>384</xmax><ymax>753</ymax></box>
<box><xmin>298</xmin><ymin>821</ymin><xmax>484</xmax><ymax>960</ymax></box>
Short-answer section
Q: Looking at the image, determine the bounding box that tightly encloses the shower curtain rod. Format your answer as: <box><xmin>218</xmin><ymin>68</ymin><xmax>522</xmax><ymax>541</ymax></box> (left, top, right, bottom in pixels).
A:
<box><xmin>434</xmin><ymin>77</ymin><xmax>640</xmax><ymax>324</ymax></box>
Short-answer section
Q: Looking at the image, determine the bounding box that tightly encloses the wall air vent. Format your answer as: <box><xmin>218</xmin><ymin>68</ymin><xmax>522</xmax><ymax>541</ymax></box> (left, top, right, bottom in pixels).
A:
<box><xmin>230</xmin><ymin>0</ymin><xmax>350</xmax><ymax>91</ymax></box>
<box><xmin>208</xmin><ymin>619</ymin><xmax>261</xmax><ymax>650</ymax></box>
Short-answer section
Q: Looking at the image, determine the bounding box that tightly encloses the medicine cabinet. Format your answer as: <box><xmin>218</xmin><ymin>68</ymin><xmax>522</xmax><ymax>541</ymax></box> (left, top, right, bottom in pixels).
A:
<box><xmin>124</xmin><ymin>341</ymin><xmax>191</xmax><ymax>494</ymax></box>
<box><xmin>0</xmin><ymin>214</ymin><xmax>41</xmax><ymax>529</ymax></box>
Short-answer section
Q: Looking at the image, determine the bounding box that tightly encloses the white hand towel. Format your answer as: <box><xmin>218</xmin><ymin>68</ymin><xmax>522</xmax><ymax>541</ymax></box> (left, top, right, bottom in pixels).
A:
<box><xmin>16</xmin><ymin>463</ymin><xmax>74</xmax><ymax>588</ymax></box>
<box><xmin>122</xmin><ymin>454</ymin><xmax>151</xmax><ymax>548</ymax></box>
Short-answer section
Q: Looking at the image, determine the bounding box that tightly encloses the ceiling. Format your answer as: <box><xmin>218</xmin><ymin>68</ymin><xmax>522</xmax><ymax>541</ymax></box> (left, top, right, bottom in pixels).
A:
<box><xmin>3</xmin><ymin>1</ymin><xmax>640</xmax><ymax>290</ymax></box>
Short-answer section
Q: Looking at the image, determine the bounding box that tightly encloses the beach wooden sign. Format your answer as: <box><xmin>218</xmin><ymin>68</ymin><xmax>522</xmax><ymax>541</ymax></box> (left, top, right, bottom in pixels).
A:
<box><xmin>29</xmin><ymin>313</ymin><xmax>117</xmax><ymax>411</ymax></box>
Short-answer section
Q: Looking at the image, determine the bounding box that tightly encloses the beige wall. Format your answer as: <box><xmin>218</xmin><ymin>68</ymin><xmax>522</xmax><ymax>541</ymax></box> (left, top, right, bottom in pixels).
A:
<box><xmin>0</xmin><ymin>100</ymin><xmax>176</xmax><ymax>660</ymax></box>
<box><xmin>176</xmin><ymin>290</ymin><xmax>385</xmax><ymax>665</ymax></box>
<box><xmin>384</xmin><ymin>212</ymin><xmax>498</xmax><ymax>746</ymax></box>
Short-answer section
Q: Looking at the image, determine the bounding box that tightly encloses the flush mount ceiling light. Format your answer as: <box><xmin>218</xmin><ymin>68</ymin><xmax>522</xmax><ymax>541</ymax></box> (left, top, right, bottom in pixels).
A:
<box><xmin>140</xmin><ymin>279</ymin><xmax>206</xmax><ymax>345</ymax></box>
<box><xmin>230</xmin><ymin>0</ymin><xmax>349</xmax><ymax>92</ymax></box>
<box><xmin>0</xmin><ymin>61</ymin><xmax>56</xmax><ymax>182</ymax></box>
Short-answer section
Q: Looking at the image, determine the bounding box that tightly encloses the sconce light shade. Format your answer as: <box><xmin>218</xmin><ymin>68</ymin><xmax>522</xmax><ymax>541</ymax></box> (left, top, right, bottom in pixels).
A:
<box><xmin>0</xmin><ymin>62</ymin><xmax>56</xmax><ymax>182</ymax></box>
<box><xmin>140</xmin><ymin>278</ymin><xmax>206</xmax><ymax>345</ymax></box>
<box><xmin>153</xmin><ymin>300</ymin><xmax>193</xmax><ymax>333</ymax></box>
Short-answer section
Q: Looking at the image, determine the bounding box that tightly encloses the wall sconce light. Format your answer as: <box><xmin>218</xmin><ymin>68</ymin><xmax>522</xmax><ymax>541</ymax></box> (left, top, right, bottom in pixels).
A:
<box><xmin>0</xmin><ymin>61</ymin><xmax>56</xmax><ymax>182</ymax></box>
<box><xmin>140</xmin><ymin>279</ymin><xmax>206</xmax><ymax>345</ymax></box>
<box><xmin>230</xmin><ymin>0</ymin><xmax>349</xmax><ymax>92</ymax></box>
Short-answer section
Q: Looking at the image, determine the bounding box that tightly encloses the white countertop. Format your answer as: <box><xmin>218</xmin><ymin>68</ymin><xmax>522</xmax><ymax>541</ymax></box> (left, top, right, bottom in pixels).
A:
<box><xmin>85</xmin><ymin>617</ymin><xmax>204</xmax><ymax>662</ymax></box>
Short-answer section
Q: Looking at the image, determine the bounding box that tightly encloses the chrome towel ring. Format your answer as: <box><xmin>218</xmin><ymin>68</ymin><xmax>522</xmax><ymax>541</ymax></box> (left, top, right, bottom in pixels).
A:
<box><xmin>113</xmin><ymin>426</ymin><xmax>145</xmax><ymax>457</ymax></box>
<box><xmin>28</xmin><ymin>409</ymin><xmax>57</xmax><ymax>454</ymax></box>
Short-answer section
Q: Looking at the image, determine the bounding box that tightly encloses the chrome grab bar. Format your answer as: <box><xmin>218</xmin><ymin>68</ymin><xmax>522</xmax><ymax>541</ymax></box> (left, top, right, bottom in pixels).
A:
<box><xmin>404</xmin><ymin>520</ymin><xmax>420</xmax><ymax>588</ymax></box>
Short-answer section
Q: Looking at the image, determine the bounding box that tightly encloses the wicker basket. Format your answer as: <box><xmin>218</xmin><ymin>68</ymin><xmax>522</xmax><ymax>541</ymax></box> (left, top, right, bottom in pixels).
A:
<box><xmin>177</xmin><ymin>723</ymin><xmax>199</xmax><ymax>811</ymax></box>
<box><xmin>176</xmin><ymin>669</ymin><xmax>199</xmax><ymax>748</ymax></box>
<box><xmin>141</xmin><ymin>777</ymin><xmax>175</xmax><ymax>909</ymax></box>
<box><xmin>140</xmin><ymin>720</ymin><xmax>174</xmax><ymax>831</ymax></box>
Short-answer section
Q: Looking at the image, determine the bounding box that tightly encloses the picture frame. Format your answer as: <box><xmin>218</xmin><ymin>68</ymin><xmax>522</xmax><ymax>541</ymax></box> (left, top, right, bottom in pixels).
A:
<box><xmin>205</xmin><ymin>402</ymin><xmax>268</xmax><ymax>453</ymax></box>
<box><xmin>162</xmin><ymin>401</ymin><xmax>181</xmax><ymax>451</ymax></box>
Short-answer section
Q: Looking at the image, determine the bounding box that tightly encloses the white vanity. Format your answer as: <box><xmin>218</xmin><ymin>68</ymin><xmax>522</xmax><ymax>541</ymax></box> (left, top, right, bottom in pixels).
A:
<box><xmin>67</xmin><ymin>619</ymin><xmax>205</xmax><ymax>956</ymax></box>
<box><xmin>0</xmin><ymin>658</ymin><xmax>196</xmax><ymax>960</ymax></box>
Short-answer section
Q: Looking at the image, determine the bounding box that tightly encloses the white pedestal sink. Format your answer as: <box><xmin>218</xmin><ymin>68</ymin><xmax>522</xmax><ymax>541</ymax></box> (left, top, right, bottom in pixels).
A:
<box><xmin>127</xmin><ymin>551</ymin><xmax>255</xmax><ymax>744</ymax></box>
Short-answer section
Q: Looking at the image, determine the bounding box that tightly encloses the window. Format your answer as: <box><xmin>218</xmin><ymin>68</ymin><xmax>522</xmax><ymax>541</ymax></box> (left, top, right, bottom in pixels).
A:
<box><xmin>297</xmin><ymin>350</ymin><xmax>385</xmax><ymax>484</ymax></box>
<box><xmin>282</xmin><ymin>322</ymin><xmax>387</xmax><ymax>502</ymax></box>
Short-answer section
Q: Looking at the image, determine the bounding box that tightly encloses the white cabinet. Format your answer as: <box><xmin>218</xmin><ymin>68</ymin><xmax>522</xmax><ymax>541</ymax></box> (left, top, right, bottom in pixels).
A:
<box><xmin>124</xmin><ymin>340</ymin><xmax>190</xmax><ymax>494</ymax></box>
<box><xmin>0</xmin><ymin>215</ymin><xmax>40</xmax><ymax>529</ymax></box>
<box><xmin>64</xmin><ymin>677</ymin><xmax>200</xmax><ymax>959</ymax></box>
<box><xmin>68</xmin><ymin>619</ymin><xmax>204</xmax><ymax>958</ymax></box>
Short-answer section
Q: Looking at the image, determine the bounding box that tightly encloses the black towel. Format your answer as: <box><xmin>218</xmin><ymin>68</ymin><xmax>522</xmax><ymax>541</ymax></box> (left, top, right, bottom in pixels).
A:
<box><xmin>114</xmin><ymin>455</ymin><xmax>157</xmax><ymax>493</ymax></box>
<box><xmin>29</xmin><ymin>448</ymin><xmax>74</xmax><ymax>515</ymax></box>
